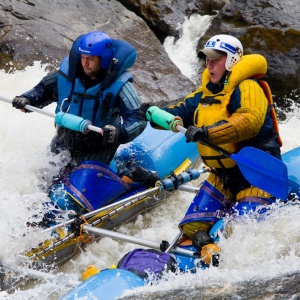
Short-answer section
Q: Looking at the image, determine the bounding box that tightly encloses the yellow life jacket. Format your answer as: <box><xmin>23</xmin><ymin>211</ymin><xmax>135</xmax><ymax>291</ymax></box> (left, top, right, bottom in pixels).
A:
<box><xmin>190</xmin><ymin>54</ymin><xmax>276</xmax><ymax>168</ymax></box>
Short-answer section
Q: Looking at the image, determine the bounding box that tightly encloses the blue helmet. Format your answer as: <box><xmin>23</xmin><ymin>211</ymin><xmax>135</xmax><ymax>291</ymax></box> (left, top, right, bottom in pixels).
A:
<box><xmin>78</xmin><ymin>31</ymin><xmax>114</xmax><ymax>69</ymax></box>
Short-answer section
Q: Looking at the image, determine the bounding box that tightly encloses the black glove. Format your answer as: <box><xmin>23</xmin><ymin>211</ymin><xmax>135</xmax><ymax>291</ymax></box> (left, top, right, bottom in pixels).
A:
<box><xmin>185</xmin><ymin>125</ymin><xmax>208</xmax><ymax>143</ymax></box>
<box><xmin>139</xmin><ymin>102</ymin><xmax>153</xmax><ymax>120</ymax></box>
<box><xmin>12</xmin><ymin>96</ymin><xmax>30</xmax><ymax>110</ymax></box>
<box><xmin>102</xmin><ymin>125</ymin><xmax>119</xmax><ymax>145</ymax></box>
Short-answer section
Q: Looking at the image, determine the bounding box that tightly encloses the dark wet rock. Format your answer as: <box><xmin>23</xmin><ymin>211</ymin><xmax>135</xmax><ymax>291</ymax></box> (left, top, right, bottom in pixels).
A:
<box><xmin>120</xmin><ymin>270</ymin><xmax>300</xmax><ymax>300</ymax></box>
<box><xmin>195</xmin><ymin>0</ymin><xmax>300</xmax><ymax>100</ymax></box>
<box><xmin>116</xmin><ymin>0</ymin><xmax>227</xmax><ymax>40</ymax></box>
<box><xmin>0</xmin><ymin>0</ymin><xmax>195</xmax><ymax>105</ymax></box>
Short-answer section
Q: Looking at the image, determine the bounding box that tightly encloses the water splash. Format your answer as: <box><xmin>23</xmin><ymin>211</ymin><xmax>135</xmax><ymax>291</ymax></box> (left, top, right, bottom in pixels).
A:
<box><xmin>163</xmin><ymin>14</ymin><xmax>212</xmax><ymax>84</ymax></box>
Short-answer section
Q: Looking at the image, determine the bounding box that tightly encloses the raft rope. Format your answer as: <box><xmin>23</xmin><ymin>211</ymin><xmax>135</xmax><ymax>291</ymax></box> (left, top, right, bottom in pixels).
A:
<box><xmin>73</xmin><ymin>216</ymin><xmax>94</xmax><ymax>254</ymax></box>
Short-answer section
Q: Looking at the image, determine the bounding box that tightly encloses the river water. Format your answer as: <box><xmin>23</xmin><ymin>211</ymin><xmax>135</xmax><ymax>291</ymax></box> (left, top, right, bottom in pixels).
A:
<box><xmin>0</xmin><ymin>14</ymin><xmax>300</xmax><ymax>300</ymax></box>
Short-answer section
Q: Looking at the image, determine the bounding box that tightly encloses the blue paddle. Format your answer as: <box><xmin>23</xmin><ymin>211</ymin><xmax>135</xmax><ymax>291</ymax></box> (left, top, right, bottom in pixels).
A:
<box><xmin>144</xmin><ymin>106</ymin><xmax>288</xmax><ymax>200</ymax></box>
<box><xmin>177</xmin><ymin>125</ymin><xmax>288</xmax><ymax>200</ymax></box>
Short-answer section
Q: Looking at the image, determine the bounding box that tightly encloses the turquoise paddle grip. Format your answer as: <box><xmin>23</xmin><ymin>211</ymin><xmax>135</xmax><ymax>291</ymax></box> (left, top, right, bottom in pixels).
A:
<box><xmin>55</xmin><ymin>112</ymin><xmax>91</xmax><ymax>133</ymax></box>
<box><xmin>146</xmin><ymin>106</ymin><xmax>183</xmax><ymax>131</ymax></box>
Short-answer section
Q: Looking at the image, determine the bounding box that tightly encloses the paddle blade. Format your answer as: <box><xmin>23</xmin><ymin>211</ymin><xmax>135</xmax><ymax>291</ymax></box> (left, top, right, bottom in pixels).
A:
<box><xmin>231</xmin><ymin>147</ymin><xmax>288</xmax><ymax>200</ymax></box>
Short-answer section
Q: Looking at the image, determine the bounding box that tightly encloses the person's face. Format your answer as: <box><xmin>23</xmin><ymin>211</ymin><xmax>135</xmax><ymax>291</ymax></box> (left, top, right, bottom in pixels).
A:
<box><xmin>81</xmin><ymin>54</ymin><xmax>101</xmax><ymax>79</ymax></box>
<box><xmin>206</xmin><ymin>56</ymin><xmax>227</xmax><ymax>84</ymax></box>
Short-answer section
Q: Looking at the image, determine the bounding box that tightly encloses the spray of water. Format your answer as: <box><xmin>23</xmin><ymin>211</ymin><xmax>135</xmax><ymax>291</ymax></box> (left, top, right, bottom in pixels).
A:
<box><xmin>163</xmin><ymin>14</ymin><xmax>212</xmax><ymax>84</ymax></box>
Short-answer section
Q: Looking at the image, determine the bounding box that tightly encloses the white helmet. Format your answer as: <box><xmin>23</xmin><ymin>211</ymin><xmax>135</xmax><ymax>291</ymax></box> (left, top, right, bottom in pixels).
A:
<box><xmin>198</xmin><ymin>34</ymin><xmax>243</xmax><ymax>71</ymax></box>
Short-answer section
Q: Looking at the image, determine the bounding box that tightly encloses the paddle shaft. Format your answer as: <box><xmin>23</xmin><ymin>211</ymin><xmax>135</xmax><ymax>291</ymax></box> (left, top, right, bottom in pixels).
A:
<box><xmin>178</xmin><ymin>185</ymin><xmax>200</xmax><ymax>193</ymax></box>
<box><xmin>177</xmin><ymin>125</ymin><xmax>232</xmax><ymax>157</ymax></box>
<box><xmin>83</xmin><ymin>225</ymin><xmax>196</xmax><ymax>257</ymax></box>
<box><xmin>164</xmin><ymin>232</ymin><xmax>182</xmax><ymax>253</ymax></box>
<box><xmin>0</xmin><ymin>95</ymin><xmax>103</xmax><ymax>134</ymax></box>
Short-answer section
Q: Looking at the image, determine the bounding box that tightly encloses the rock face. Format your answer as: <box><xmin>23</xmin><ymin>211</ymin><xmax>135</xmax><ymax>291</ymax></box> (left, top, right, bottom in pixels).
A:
<box><xmin>0</xmin><ymin>0</ymin><xmax>299</xmax><ymax>106</ymax></box>
<box><xmin>195</xmin><ymin>0</ymin><xmax>300</xmax><ymax>102</ymax></box>
<box><xmin>120</xmin><ymin>269</ymin><xmax>300</xmax><ymax>300</ymax></box>
<box><xmin>0</xmin><ymin>0</ymin><xmax>195</xmax><ymax>105</ymax></box>
<box><xmin>119</xmin><ymin>0</ymin><xmax>300</xmax><ymax>102</ymax></box>
<box><xmin>116</xmin><ymin>0</ymin><xmax>227</xmax><ymax>40</ymax></box>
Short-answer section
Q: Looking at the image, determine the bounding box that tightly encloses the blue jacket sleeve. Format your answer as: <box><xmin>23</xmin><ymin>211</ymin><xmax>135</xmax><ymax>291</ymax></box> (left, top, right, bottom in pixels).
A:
<box><xmin>21</xmin><ymin>71</ymin><xmax>59</xmax><ymax>108</ymax></box>
<box><xmin>162</xmin><ymin>91</ymin><xmax>202</xmax><ymax>128</ymax></box>
<box><xmin>116</xmin><ymin>81</ymin><xmax>147</xmax><ymax>143</ymax></box>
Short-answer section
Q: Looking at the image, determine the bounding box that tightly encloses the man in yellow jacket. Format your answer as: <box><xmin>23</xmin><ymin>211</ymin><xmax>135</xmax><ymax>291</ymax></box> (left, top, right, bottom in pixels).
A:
<box><xmin>142</xmin><ymin>34</ymin><xmax>282</xmax><ymax>266</ymax></box>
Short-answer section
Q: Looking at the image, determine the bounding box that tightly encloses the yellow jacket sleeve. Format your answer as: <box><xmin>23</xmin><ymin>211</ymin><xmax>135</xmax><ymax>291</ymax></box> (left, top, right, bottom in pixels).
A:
<box><xmin>208</xmin><ymin>79</ymin><xmax>268</xmax><ymax>145</ymax></box>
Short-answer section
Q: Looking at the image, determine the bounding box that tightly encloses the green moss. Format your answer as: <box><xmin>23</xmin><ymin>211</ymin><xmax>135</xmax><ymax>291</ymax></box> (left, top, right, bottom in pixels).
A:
<box><xmin>141</xmin><ymin>3</ymin><xmax>160</xmax><ymax>19</ymax></box>
<box><xmin>0</xmin><ymin>52</ymin><xmax>13</xmax><ymax>72</ymax></box>
<box><xmin>240</xmin><ymin>27</ymin><xmax>300</xmax><ymax>53</ymax></box>
<box><xmin>222</xmin><ymin>11</ymin><xmax>250</xmax><ymax>27</ymax></box>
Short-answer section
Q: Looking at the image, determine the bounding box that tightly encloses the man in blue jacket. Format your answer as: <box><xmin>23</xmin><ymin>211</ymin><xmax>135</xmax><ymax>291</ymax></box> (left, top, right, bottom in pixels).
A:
<box><xmin>12</xmin><ymin>31</ymin><xmax>147</xmax><ymax>166</ymax></box>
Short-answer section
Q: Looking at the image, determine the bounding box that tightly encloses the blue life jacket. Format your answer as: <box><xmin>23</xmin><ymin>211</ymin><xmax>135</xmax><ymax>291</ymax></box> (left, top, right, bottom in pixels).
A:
<box><xmin>56</xmin><ymin>38</ymin><xmax>137</xmax><ymax>127</ymax></box>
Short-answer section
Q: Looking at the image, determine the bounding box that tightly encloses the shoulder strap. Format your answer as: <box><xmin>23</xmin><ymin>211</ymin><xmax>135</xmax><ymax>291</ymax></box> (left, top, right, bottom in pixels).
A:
<box><xmin>99</xmin><ymin>71</ymin><xmax>133</xmax><ymax>120</ymax></box>
<box><xmin>258</xmin><ymin>80</ymin><xmax>282</xmax><ymax>147</ymax></box>
<box><xmin>58</xmin><ymin>69</ymin><xmax>71</xmax><ymax>81</ymax></box>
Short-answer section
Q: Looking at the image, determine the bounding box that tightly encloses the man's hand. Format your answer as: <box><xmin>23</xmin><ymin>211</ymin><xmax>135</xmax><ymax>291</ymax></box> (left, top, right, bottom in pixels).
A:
<box><xmin>139</xmin><ymin>103</ymin><xmax>153</xmax><ymax>120</ymax></box>
<box><xmin>102</xmin><ymin>125</ymin><xmax>119</xmax><ymax>145</ymax></box>
<box><xmin>12</xmin><ymin>96</ymin><xmax>30</xmax><ymax>112</ymax></box>
<box><xmin>185</xmin><ymin>125</ymin><xmax>208</xmax><ymax>142</ymax></box>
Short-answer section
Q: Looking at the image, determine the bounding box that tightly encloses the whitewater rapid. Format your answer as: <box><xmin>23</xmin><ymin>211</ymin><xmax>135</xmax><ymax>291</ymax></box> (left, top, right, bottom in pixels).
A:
<box><xmin>0</xmin><ymin>14</ymin><xmax>300</xmax><ymax>299</ymax></box>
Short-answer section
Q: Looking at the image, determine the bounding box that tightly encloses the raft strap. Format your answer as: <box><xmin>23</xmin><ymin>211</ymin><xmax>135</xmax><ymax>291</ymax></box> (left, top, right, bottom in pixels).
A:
<box><xmin>201</xmin><ymin>183</ymin><xmax>231</xmax><ymax>208</ymax></box>
<box><xmin>64</xmin><ymin>179</ymin><xmax>94</xmax><ymax>211</ymax></box>
<box><xmin>239</xmin><ymin>196</ymin><xmax>273</xmax><ymax>205</ymax></box>
<box><xmin>180</xmin><ymin>210</ymin><xmax>227</xmax><ymax>222</ymax></box>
